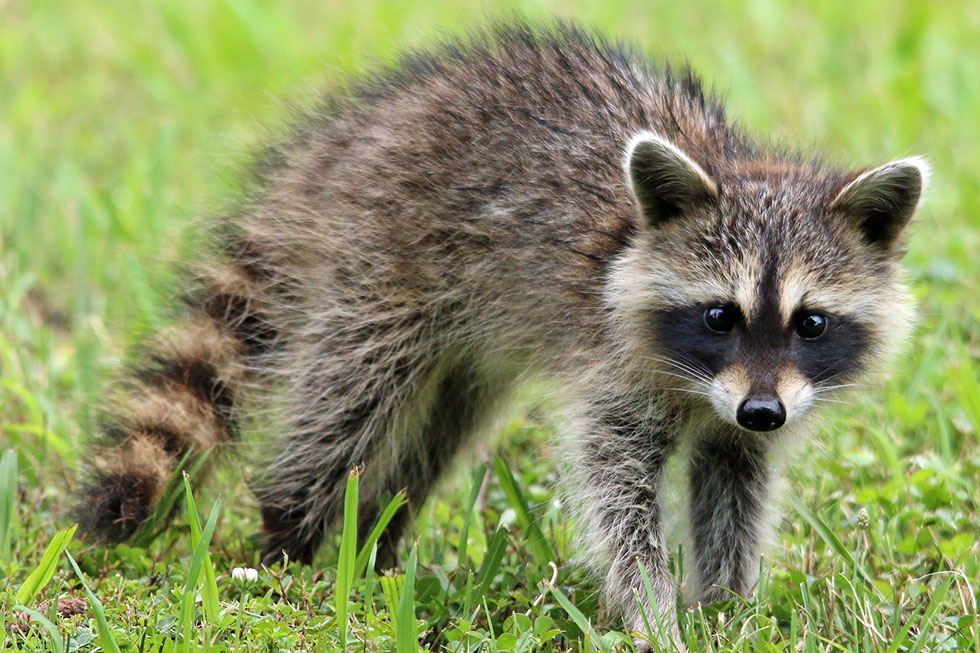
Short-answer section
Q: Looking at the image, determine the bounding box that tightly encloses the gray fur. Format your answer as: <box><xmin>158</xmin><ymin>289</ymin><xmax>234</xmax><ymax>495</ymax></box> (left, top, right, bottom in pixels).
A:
<box><xmin>78</xmin><ymin>21</ymin><xmax>926</xmax><ymax>645</ymax></box>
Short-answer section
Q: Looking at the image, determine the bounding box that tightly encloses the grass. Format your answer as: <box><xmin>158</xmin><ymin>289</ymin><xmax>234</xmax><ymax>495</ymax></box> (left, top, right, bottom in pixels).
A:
<box><xmin>2</xmin><ymin>0</ymin><xmax>979</xmax><ymax>650</ymax></box>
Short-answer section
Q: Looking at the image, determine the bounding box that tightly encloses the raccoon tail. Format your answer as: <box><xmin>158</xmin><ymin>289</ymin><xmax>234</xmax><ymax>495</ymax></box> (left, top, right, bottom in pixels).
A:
<box><xmin>76</xmin><ymin>251</ymin><xmax>274</xmax><ymax>543</ymax></box>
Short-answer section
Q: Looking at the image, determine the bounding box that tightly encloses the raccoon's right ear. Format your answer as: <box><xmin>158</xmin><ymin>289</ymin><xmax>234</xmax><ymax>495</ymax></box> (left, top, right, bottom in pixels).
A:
<box><xmin>625</xmin><ymin>131</ymin><xmax>719</xmax><ymax>227</ymax></box>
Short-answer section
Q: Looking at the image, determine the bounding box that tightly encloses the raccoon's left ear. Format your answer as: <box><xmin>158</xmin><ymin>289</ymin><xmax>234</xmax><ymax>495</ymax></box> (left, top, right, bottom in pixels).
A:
<box><xmin>830</xmin><ymin>157</ymin><xmax>930</xmax><ymax>249</ymax></box>
<box><xmin>625</xmin><ymin>131</ymin><xmax>719</xmax><ymax>227</ymax></box>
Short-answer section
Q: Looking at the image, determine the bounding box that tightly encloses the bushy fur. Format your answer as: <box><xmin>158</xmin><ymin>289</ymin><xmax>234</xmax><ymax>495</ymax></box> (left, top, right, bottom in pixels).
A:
<box><xmin>77</xmin><ymin>21</ymin><xmax>925</xmax><ymax>644</ymax></box>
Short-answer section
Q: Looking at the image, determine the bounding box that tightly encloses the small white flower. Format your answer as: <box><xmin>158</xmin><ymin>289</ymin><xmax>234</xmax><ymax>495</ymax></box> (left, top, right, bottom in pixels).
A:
<box><xmin>232</xmin><ymin>567</ymin><xmax>258</xmax><ymax>583</ymax></box>
<box><xmin>857</xmin><ymin>507</ymin><xmax>871</xmax><ymax>529</ymax></box>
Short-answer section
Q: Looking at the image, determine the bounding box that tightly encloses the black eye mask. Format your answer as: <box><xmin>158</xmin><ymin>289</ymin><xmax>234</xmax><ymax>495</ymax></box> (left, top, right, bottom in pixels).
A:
<box><xmin>652</xmin><ymin>303</ymin><xmax>870</xmax><ymax>385</ymax></box>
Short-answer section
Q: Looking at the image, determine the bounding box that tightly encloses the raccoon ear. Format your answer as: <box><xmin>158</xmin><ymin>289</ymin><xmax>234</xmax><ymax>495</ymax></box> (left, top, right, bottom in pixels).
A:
<box><xmin>830</xmin><ymin>157</ymin><xmax>930</xmax><ymax>248</ymax></box>
<box><xmin>625</xmin><ymin>131</ymin><xmax>718</xmax><ymax>227</ymax></box>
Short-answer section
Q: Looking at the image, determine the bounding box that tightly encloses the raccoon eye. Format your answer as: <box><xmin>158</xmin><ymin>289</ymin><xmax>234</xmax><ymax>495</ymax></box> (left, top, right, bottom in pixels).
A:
<box><xmin>795</xmin><ymin>313</ymin><xmax>828</xmax><ymax>339</ymax></box>
<box><xmin>704</xmin><ymin>305</ymin><xmax>738</xmax><ymax>334</ymax></box>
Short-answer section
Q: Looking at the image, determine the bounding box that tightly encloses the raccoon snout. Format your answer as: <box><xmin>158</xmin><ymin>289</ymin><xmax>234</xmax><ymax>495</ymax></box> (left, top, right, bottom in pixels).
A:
<box><xmin>736</xmin><ymin>394</ymin><xmax>786</xmax><ymax>431</ymax></box>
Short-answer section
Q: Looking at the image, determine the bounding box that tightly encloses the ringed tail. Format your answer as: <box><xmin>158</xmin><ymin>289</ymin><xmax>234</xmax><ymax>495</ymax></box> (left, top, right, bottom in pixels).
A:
<box><xmin>76</xmin><ymin>248</ymin><xmax>274</xmax><ymax>542</ymax></box>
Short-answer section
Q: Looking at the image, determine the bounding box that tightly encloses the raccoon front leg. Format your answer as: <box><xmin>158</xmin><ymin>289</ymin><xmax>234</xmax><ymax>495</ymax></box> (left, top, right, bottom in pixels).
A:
<box><xmin>687</xmin><ymin>428</ymin><xmax>771</xmax><ymax>604</ymax></box>
<box><xmin>572</xmin><ymin>396</ymin><xmax>682</xmax><ymax>646</ymax></box>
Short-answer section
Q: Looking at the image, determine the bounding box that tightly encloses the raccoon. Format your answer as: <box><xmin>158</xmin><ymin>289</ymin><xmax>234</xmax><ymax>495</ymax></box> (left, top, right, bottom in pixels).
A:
<box><xmin>76</xmin><ymin>22</ymin><xmax>927</xmax><ymax>642</ymax></box>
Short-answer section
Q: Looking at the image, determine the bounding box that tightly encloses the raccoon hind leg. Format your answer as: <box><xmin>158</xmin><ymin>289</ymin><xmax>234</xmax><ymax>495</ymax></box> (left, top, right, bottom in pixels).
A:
<box><xmin>257</xmin><ymin>351</ymin><xmax>505</xmax><ymax>567</ymax></box>
<box><xmin>256</xmin><ymin>339</ymin><xmax>430</xmax><ymax>565</ymax></box>
<box><xmin>357</xmin><ymin>356</ymin><xmax>506</xmax><ymax>568</ymax></box>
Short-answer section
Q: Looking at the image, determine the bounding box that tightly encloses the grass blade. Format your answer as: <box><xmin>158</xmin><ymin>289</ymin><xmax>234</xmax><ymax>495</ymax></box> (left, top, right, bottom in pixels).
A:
<box><xmin>493</xmin><ymin>456</ymin><xmax>554</xmax><ymax>567</ymax></box>
<box><xmin>474</xmin><ymin>525</ymin><xmax>508</xmax><ymax>599</ymax></box>
<box><xmin>636</xmin><ymin>559</ymin><xmax>676</xmax><ymax>652</ymax></box>
<box><xmin>460</xmin><ymin>568</ymin><xmax>476</xmax><ymax>620</ymax></box>
<box><xmin>16</xmin><ymin>524</ymin><xmax>77</xmax><ymax>605</ymax></box>
<box><xmin>789</xmin><ymin>493</ymin><xmax>875</xmax><ymax>588</ymax></box>
<box><xmin>951</xmin><ymin>356</ymin><xmax>980</xmax><ymax>444</ymax></box>
<box><xmin>380</xmin><ymin>574</ymin><xmax>403</xmax><ymax>632</ymax></box>
<box><xmin>457</xmin><ymin>462</ymin><xmax>487</xmax><ymax>566</ymax></box>
<box><xmin>183</xmin><ymin>474</ymin><xmax>221</xmax><ymax>626</ymax></box>
<box><xmin>177</xmin><ymin>494</ymin><xmax>221</xmax><ymax>651</ymax></box>
<box><xmin>363</xmin><ymin>542</ymin><xmax>379</xmax><ymax>624</ymax></box>
<box><xmin>551</xmin><ymin>584</ymin><xmax>606</xmax><ymax>652</ymax></box>
<box><xmin>908</xmin><ymin>575</ymin><xmax>955</xmax><ymax>653</ymax></box>
<box><xmin>0</xmin><ymin>449</ymin><xmax>17</xmax><ymax>562</ymax></box>
<box><xmin>353</xmin><ymin>487</ymin><xmax>407</xmax><ymax>580</ymax></box>
<box><xmin>66</xmin><ymin>551</ymin><xmax>122</xmax><ymax>653</ymax></box>
<box><xmin>395</xmin><ymin>543</ymin><xmax>418</xmax><ymax>653</ymax></box>
<box><xmin>336</xmin><ymin>467</ymin><xmax>360</xmax><ymax>649</ymax></box>
<box><xmin>13</xmin><ymin>605</ymin><xmax>66</xmax><ymax>653</ymax></box>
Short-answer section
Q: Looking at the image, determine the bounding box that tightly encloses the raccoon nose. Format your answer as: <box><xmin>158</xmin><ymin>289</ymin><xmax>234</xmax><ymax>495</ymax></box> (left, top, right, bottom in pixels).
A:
<box><xmin>736</xmin><ymin>395</ymin><xmax>786</xmax><ymax>432</ymax></box>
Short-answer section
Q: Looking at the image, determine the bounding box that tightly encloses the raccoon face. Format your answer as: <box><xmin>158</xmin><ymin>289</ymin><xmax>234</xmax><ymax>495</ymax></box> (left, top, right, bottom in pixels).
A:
<box><xmin>614</xmin><ymin>131</ymin><xmax>929</xmax><ymax>432</ymax></box>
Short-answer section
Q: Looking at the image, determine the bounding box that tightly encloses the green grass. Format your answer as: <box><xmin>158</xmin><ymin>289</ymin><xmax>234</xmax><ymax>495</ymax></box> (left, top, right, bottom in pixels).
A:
<box><xmin>2</xmin><ymin>0</ymin><xmax>980</xmax><ymax>650</ymax></box>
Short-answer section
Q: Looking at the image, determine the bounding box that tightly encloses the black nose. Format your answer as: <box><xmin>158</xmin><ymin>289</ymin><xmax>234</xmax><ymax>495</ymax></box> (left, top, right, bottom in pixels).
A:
<box><xmin>736</xmin><ymin>395</ymin><xmax>786</xmax><ymax>432</ymax></box>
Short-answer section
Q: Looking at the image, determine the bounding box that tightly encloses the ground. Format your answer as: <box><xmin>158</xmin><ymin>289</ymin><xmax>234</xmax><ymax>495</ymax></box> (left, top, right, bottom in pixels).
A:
<box><xmin>1</xmin><ymin>1</ymin><xmax>979</xmax><ymax>650</ymax></box>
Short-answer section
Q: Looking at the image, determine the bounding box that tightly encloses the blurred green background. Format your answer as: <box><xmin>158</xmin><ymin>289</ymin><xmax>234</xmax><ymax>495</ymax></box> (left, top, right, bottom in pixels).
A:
<box><xmin>2</xmin><ymin>1</ymin><xmax>980</xmax><ymax>650</ymax></box>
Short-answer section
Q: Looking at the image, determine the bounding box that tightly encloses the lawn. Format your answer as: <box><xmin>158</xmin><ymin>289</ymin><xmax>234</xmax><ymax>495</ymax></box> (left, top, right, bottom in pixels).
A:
<box><xmin>2</xmin><ymin>0</ymin><xmax>980</xmax><ymax>650</ymax></box>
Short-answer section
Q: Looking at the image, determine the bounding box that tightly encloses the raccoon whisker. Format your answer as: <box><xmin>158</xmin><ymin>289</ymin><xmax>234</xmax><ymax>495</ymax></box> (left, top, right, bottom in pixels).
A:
<box><xmin>639</xmin><ymin>355</ymin><xmax>701</xmax><ymax>375</ymax></box>
<box><xmin>665</xmin><ymin>364</ymin><xmax>712</xmax><ymax>385</ymax></box>
<box><xmin>669</xmin><ymin>355</ymin><xmax>716</xmax><ymax>384</ymax></box>
<box><xmin>662</xmin><ymin>387</ymin><xmax>714</xmax><ymax>398</ymax></box>
<box><xmin>642</xmin><ymin>355</ymin><xmax>714</xmax><ymax>385</ymax></box>
<box><xmin>812</xmin><ymin>383</ymin><xmax>861</xmax><ymax>393</ymax></box>
<box><xmin>808</xmin><ymin>364</ymin><xmax>845</xmax><ymax>385</ymax></box>
<box><xmin>641</xmin><ymin>367</ymin><xmax>712</xmax><ymax>389</ymax></box>
<box><xmin>809</xmin><ymin>397</ymin><xmax>848</xmax><ymax>405</ymax></box>
<box><xmin>650</xmin><ymin>352</ymin><xmax>713</xmax><ymax>377</ymax></box>
<box><xmin>643</xmin><ymin>368</ymin><xmax>711</xmax><ymax>391</ymax></box>
<box><xmin>812</xmin><ymin>369</ymin><xmax>866</xmax><ymax>389</ymax></box>
<box><xmin>673</xmin><ymin>351</ymin><xmax>713</xmax><ymax>371</ymax></box>
<box><xmin>656</xmin><ymin>364</ymin><xmax>712</xmax><ymax>386</ymax></box>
